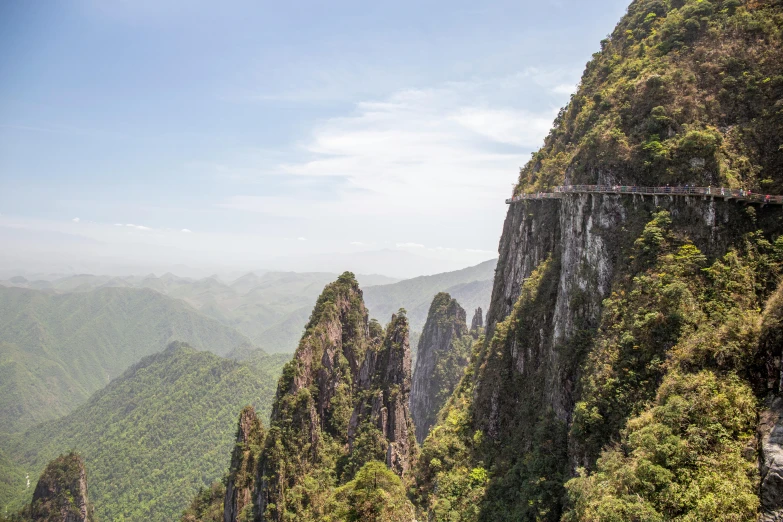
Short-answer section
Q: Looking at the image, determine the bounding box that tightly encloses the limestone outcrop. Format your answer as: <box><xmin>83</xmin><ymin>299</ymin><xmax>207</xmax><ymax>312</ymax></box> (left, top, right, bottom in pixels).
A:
<box><xmin>759</xmin><ymin>397</ymin><xmax>783</xmax><ymax>522</ymax></box>
<box><xmin>224</xmin><ymin>406</ymin><xmax>264</xmax><ymax>522</ymax></box>
<box><xmin>470</xmin><ymin>307</ymin><xmax>483</xmax><ymax>333</ymax></box>
<box><xmin>410</xmin><ymin>293</ymin><xmax>470</xmax><ymax>443</ymax></box>
<box><xmin>29</xmin><ymin>452</ymin><xmax>94</xmax><ymax>522</ymax></box>
<box><xmin>253</xmin><ymin>272</ymin><xmax>416</xmax><ymax>521</ymax></box>
<box><xmin>349</xmin><ymin>311</ymin><xmax>416</xmax><ymax>476</ymax></box>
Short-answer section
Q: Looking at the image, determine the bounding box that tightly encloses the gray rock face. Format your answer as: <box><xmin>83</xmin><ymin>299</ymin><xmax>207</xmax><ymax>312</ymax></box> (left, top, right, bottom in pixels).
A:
<box><xmin>470</xmin><ymin>307</ymin><xmax>483</xmax><ymax>333</ymax></box>
<box><xmin>349</xmin><ymin>311</ymin><xmax>416</xmax><ymax>477</ymax></box>
<box><xmin>224</xmin><ymin>406</ymin><xmax>264</xmax><ymax>522</ymax></box>
<box><xmin>255</xmin><ymin>275</ymin><xmax>417</xmax><ymax>521</ymax></box>
<box><xmin>30</xmin><ymin>452</ymin><xmax>93</xmax><ymax>522</ymax></box>
<box><xmin>255</xmin><ymin>274</ymin><xmax>374</xmax><ymax>521</ymax></box>
<box><xmin>410</xmin><ymin>293</ymin><xmax>470</xmax><ymax>443</ymax></box>
<box><xmin>481</xmin><ymin>191</ymin><xmax>764</xmax><ymax>452</ymax></box>
<box><xmin>760</xmin><ymin>397</ymin><xmax>783</xmax><ymax>522</ymax></box>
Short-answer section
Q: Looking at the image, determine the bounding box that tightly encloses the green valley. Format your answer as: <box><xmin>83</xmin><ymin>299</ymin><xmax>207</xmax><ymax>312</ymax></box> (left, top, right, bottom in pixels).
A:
<box><xmin>1</xmin><ymin>342</ymin><xmax>281</xmax><ymax>521</ymax></box>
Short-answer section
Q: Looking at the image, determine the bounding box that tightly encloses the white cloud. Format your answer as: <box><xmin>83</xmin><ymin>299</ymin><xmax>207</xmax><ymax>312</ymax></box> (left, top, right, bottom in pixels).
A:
<box><xmin>466</xmin><ymin>248</ymin><xmax>495</xmax><ymax>253</ymax></box>
<box><xmin>552</xmin><ymin>83</ymin><xmax>577</xmax><ymax>95</ymax></box>
<box><xmin>212</xmin><ymin>70</ymin><xmax>573</xmax><ymax>268</ymax></box>
<box><xmin>221</xmin><ymin>73</ymin><xmax>566</xmax><ymax>220</ymax></box>
<box><xmin>450</xmin><ymin>107</ymin><xmax>555</xmax><ymax>147</ymax></box>
<box><xmin>297</xmin><ymin>237</ymin><xmax>307</xmax><ymax>241</ymax></box>
<box><xmin>181</xmin><ymin>228</ymin><xmax>192</xmax><ymax>233</ymax></box>
<box><xmin>114</xmin><ymin>223</ymin><xmax>123</xmax><ymax>226</ymax></box>
<box><xmin>72</xmin><ymin>217</ymin><xmax>80</xmax><ymax>223</ymax></box>
<box><xmin>125</xmin><ymin>223</ymin><xmax>151</xmax><ymax>231</ymax></box>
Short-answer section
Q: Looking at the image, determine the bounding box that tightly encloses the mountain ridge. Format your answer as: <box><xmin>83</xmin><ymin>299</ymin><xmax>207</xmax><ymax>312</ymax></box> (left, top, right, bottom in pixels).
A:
<box><xmin>0</xmin><ymin>286</ymin><xmax>257</xmax><ymax>432</ymax></box>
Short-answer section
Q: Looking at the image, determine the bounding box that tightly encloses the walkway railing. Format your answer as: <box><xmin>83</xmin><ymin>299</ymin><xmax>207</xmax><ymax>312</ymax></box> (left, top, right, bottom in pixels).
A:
<box><xmin>506</xmin><ymin>185</ymin><xmax>783</xmax><ymax>206</ymax></box>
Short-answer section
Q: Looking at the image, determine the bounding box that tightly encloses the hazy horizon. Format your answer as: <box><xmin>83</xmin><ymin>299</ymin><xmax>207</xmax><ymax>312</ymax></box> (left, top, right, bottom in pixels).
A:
<box><xmin>1</xmin><ymin>0</ymin><xmax>629</xmax><ymax>278</ymax></box>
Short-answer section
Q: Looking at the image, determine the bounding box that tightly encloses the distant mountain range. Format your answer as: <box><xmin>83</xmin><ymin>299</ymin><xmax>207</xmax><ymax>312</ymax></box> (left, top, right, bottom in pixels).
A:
<box><xmin>0</xmin><ymin>261</ymin><xmax>496</xmax><ymax>355</ymax></box>
<box><xmin>363</xmin><ymin>258</ymin><xmax>496</xmax><ymax>333</ymax></box>
<box><xmin>0</xmin><ymin>271</ymin><xmax>396</xmax><ymax>354</ymax></box>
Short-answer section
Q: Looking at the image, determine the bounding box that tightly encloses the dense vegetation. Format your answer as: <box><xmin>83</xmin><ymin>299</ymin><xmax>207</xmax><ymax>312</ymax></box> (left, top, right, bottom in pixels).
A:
<box><xmin>326</xmin><ymin>461</ymin><xmax>415</xmax><ymax>522</ymax></box>
<box><xmin>416</xmin><ymin>211</ymin><xmax>783</xmax><ymax>520</ymax></box>
<box><xmin>0</xmin><ymin>286</ymin><xmax>255</xmax><ymax>431</ymax></box>
<box><xmin>1</xmin><ymin>343</ymin><xmax>282</xmax><ymax>521</ymax></box>
<box><xmin>564</xmin><ymin>212</ymin><xmax>779</xmax><ymax>520</ymax></box>
<box><xmin>413</xmin><ymin>1</ymin><xmax>783</xmax><ymax>521</ymax></box>
<box><xmin>517</xmin><ymin>0</ymin><xmax>783</xmax><ymax>193</ymax></box>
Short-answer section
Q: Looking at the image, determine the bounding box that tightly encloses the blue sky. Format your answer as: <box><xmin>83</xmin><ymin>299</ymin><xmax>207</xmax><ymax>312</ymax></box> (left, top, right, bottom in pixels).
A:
<box><xmin>0</xmin><ymin>0</ymin><xmax>630</xmax><ymax>277</ymax></box>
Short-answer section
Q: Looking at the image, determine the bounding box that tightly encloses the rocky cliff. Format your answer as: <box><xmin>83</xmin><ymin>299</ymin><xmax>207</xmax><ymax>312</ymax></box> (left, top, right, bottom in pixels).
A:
<box><xmin>470</xmin><ymin>307</ymin><xmax>483</xmax><ymax>334</ymax></box>
<box><xmin>410</xmin><ymin>293</ymin><xmax>471</xmax><ymax>443</ymax></box>
<box><xmin>236</xmin><ymin>272</ymin><xmax>417</xmax><ymax>522</ymax></box>
<box><xmin>414</xmin><ymin>1</ymin><xmax>783</xmax><ymax>521</ymax></box>
<box><xmin>758</xmin><ymin>284</ymin><xmax>783</xmax><ymax>522</ymax></box>
<box><xmin>223</xmin><ymin>406</ymin><xmax>264</xmax><ymax>522</ymax></box>
<box><xmin>28</xmin><ymin>452</ymin><xmax>94</xmax><ymax>522</ymax></box>
<box><xmin>349</xmin><ymin>311</ymin><xmax>417</xmax><ymax>476</ymax></box>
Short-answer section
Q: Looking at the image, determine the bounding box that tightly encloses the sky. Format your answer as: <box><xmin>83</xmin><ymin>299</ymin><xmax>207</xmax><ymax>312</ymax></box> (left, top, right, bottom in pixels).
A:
<box><xmin>0</xmin><ymin>0</ymin><xmax>630</xmax><ymax>279</ymax></box>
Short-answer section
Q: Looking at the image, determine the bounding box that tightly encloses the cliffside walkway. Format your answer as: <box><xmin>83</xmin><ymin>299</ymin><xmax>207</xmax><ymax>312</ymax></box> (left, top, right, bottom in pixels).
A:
<box><xmin>506</xmin><ymin>185</ymin><xmax>783</xmax><ymax>206</ymax></box>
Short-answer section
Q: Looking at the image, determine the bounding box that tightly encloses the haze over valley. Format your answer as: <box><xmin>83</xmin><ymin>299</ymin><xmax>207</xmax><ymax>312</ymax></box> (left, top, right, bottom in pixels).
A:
<box><xmin>2</xmin><ymin>0</ymin><xmax>783</xmax><ymax>521</ymax></box>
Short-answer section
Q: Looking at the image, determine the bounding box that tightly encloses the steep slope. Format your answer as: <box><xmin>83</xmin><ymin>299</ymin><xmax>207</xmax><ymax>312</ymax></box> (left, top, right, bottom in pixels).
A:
<box><xmin>254</xmin><ymin>272</ymin><xmax>416</xmax><ymax>521</ymax></box>
<box><xmin>223</xmin><ymin>407</ymin><xmax>265</xmax><ymax>522</ymax></box>
<box><xmin>185</xmin><ymin>273</ymin><xmax>417</xmax><ymax>521</ymax></box>
<box><xmin>348</xmin><ymin>311</ymin><xmax>417</xmax><ymax>477</ymax></box>
<box><xmin>26</xmin><ymin>452</ymin><xmax>94</xmax><ymax>522</ymax></box>
<box><xmin>0</xmin><ymin>286</ymin><xmax>255</xmax><ymax>431</ymax></box>
<box><xmin>410</xmin><ymin>293</ymin><xmax>472</xmax><ymax>443</ymax></box>
<box><xmin>470</xmin><ymin>307</ymin><xmax>483</xmax><ymax>333</ymax></box>
<box><xmin>414</xmin><ymin>1</ymin><xmax>783</xmax><ymax>521</ymax></box>
<box><xmin>364</xmin><ymin>259</ymin><xmax>496</xmax><ymax>333</ymax></box>
<box><xmin>2</xmin><ymin>343</ymin><xmax>280</xmax><ymax>522</ymax></box>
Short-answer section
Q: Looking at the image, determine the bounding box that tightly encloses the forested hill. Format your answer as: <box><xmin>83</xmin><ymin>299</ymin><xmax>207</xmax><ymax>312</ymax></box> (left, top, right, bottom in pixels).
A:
<box><xmin>415</xmin><ymin>1</ymin><xmax>783</xmax><ymax>522</ymax></box>
<box><xmin>518</xmin><ymin>0</ymin><xmax>782</xmax><ymax>194</ymax></box>
<box><xmin>1</xmin><ymin>342</ymin><xmax>281</xmax><ymax>522</ymax></box>
<box><xmin>0</xmin><ymin>286</ymin><xmax>256</xmax><ymax>432</ymax></box>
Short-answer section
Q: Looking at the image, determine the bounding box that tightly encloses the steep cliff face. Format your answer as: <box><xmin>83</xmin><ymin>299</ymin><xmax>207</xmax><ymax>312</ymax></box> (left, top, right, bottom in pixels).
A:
<box><xmin>349</xmin><ymin>311</ymin><xmax>417</xmax><ymax>477</ymax></box>
<box><xmin>224</xmin><ymin>406</ymin><xmax>264</xmax><ymax>522</ymax></box>
<box><xmin>418</xmin><ymin>166</ymin><xmax>783</xmax><ymax>522</ymax></box>
<box><xmin>414</xmin><ymin>1</ymin><xmax>783</xmax><ymax>521</ymax></box>
<box><xmin>470</xmin><ymin>307</ymin><xmax>483</xmax><ymax>334</ymax></box>
<box><xmin>28</xmin><ymin>452</ymin><xmax>93</xmax><ymax>522</ymax></box>
<box><xmin>249</xmin><ymin>272</ymin><xmax>416</xmax><ymax>522</ymax></box>
<box><xmin>759</xmin><ymin>397</ymin><xmax>783</xmax><ymax>522</ymax></box>
<box><xmin>410</xmin><ymin>293</ymin><xmax>471</xmax><ymax>443</ymax></box>
<box><xmin>758</xmin><ymin>284</ymin><xmax>783</xmax><ymax>521</ymax></box>
<box><xmin>254</xmin><ymin>272</ymin><xmax>373</xmax><ymax>521</ymax></box>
